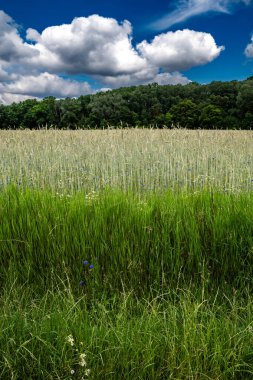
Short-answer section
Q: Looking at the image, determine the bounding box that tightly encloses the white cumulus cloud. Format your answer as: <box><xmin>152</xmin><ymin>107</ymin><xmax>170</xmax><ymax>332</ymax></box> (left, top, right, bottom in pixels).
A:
<box><xmin>26</xmin><ymin>15</ymin><xmax>147</xmax><ymax>76</ymax></box>
<box><xmin>137</xmin><ymin>29</ymin><xmax>224</xmax><ymax>72</ymax></box>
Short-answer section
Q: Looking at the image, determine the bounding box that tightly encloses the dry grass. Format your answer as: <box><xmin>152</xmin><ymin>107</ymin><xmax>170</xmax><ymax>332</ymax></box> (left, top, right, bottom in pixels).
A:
<box><xmin>1</xmin><ymin>128</ymin><xmax>253</xmax><ymax>192</ymax></box>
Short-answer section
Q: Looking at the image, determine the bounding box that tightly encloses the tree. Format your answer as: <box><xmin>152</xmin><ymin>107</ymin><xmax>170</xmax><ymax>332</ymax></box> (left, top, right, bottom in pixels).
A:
<box><xmin>199</xmin><ymin>104</ymin><xmax>224</xmax><ymax>129</ymax></box>
<box><xmin>57</xmin><ymin>98</ymin><xmax>82</xmax><ymax>129</ymax></box>
<box><xmin>87</xmin><ymin>92</ymin><xmax>132</xmax><ymax>127</ymax></box>
<box><xmin>0</xmin><ymin>104</ymin><xmax>9</xmax><ymax>129</ymax></box>
<box><xmin>167</xmin><ymin>99</ymin><xmax>199</xmax><ymax>128</ymax></box>
<box><xmin>23</xmin><ymin>97</ymin><xmax>58</xmax><ymax>128</ymax></box>
<box><xmin>236</xmin><ymin>83</ymin><xmax>253</xmax><ymax>129</ymax></box>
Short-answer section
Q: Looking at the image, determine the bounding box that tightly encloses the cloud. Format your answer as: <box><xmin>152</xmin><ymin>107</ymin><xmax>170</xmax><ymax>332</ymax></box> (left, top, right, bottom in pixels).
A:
<box><xmin>25</xmin><ymin>15</ymin><xmax>147</xmax><ymax>76</ymax></box>
<box><xmin>0</xmin><ymin>11</ymin><xmax>37</xmax><ymax>63</ymax></box>
<box><xmin>0</xmin><ymin>66</ymin><xmax>9</xmax><ymax>81</ymax></box>
<box><xmin>151</xmin><ymin>0</ymin><xmax>252</xmax><ymax>30</ymax></box>
<box><xmin>0</xmin><ymin>10</ymin><xmax>224</xmax><ymax>103</ymax></box>
<box><xmin>94</xmin><ymin>69</ymin><xmax>191</xmax><ymax>91</ymax></box>
<box><xmin>137</xmin><ymin>29</ymin><xmax>224</xmax><ymax>71</ymax></box>
<box><xmin>25</xmin><ymin>15</ymin><xmax>223</xmax><ymax>84</ymax></box>
<box><xmin>94</xmin><ymin>65</ymin><xmax>158</xmax><ymax>87</ymax></box>
<box><xmin>245</xmin><ymin>35</ymin><xmax>253</xmax><ymax>57</ymax></box>
<box><xmin>148</xmin><ymin>72</ymin><xmax>191</xmax><ymax>85</ymax></box>
<box><xmin>0</xmin><ymin>92</ymin><xmax>35</xmax><ymax>105</ymax></box>
<box><xmin>0</xmin><ymin>72</ymin><xmax>92</xmax><ymax>100</ymax></box>
<box><xmin>94</xmin><ymin>67</ymin><xmax>191</xmax><ymax>87</ymax></box>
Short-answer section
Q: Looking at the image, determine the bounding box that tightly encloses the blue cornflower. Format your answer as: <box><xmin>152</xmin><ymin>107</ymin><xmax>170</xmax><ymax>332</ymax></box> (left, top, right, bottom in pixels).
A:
<box><xmin>83</xmin><ymin>260</ymin><xmax>89</xmax><ymax>265</ymax></box>
<box><xmin>89</xmin><ymin>264</ymin><xmax>94</xmax><ymax>269</ymax></box>
<box><xmin>79</xmin><ymin>280</ymin><xmax>84</xmax><ymax>286</ymax></box>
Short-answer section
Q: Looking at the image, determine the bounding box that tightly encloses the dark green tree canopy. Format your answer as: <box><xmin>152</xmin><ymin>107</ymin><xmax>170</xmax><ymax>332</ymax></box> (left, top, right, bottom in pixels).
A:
<box><xmin>0</xmin><ymin>77</ymin><xmax>252</xmax><ymax>129</ymax></box>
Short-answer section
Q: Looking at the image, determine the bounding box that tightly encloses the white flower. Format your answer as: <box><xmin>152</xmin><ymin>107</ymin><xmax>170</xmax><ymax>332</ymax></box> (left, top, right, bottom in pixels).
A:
<box><xmin>70</xmin><ymin>369</ymin><xmax>75</xmax><ymax>375</ymax></box>
<box><xmin>79</xmin><ymin>352</ymin><xmax>87</xmax><ymax>366</ymax></box>
<box><xmin>66</xmin><ymin>335</ymin><xmax>75</xmax><ymax>346</ymax></box>
<box><xmin>85</xmin><ymin>368</ymin><xmax>91</xmax><ymax>376</ymax></box>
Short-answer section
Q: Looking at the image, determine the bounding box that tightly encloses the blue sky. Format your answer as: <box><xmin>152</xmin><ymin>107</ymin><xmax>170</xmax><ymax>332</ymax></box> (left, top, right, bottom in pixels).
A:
<box><xmin>0</xmin><ymin>0</ymin><xmax>253</xmax><ymax>103</ymax></box>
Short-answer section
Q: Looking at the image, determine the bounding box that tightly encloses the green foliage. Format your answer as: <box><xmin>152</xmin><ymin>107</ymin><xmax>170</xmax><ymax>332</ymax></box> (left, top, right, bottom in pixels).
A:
<box><xmin>23</xmin><ymin>97</ymin><xmax>58</xmax><ymax>128</ymax></box>
<box><xmin>57</xmin><ymin>98</ymin><xmax>83</xmax><ymax>129</ymax></box>
<box><xmin>199</xmin><ymin>104</ymin><xmax>224</xmax><ymax>129</ymax></box>
<box><xmin>87</xmin><ymin>92</ymin><xmax>132</xmax><ymax>127</ymax></box>
<box><xmin>167</xmin><ymin>99</ymin><xmax>199</xmax><ymax>128</ymax></box>
<box><xmin>0</xmin><ymin>78</ymin><xmax>252</xmax><ymax>129</ymax></box>
<box><xmin>237</xmin><ymin>79</ymin><xmax>253</xmax><ymax>128</ymax></box>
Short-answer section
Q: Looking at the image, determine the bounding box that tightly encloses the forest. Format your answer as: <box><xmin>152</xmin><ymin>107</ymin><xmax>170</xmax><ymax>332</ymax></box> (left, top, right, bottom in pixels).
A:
<box><xmin>0</xmin><ymin>76</ymin><xmax>253</xmax><ymax>129</ymax></box>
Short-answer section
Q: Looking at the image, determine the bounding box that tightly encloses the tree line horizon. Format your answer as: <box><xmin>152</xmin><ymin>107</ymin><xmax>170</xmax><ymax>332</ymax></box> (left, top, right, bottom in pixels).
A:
<box><xmin>1</xmin><ymin>76</ymin><xmax>253</xmax><ymax>129</ymax></box>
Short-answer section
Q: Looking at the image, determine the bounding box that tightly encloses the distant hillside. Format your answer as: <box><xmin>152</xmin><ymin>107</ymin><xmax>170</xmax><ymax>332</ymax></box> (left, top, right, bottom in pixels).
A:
<box><xmin>0</xmin><ymin>77</ymin><xmax>253</xmax><ymax>129</ymax></box>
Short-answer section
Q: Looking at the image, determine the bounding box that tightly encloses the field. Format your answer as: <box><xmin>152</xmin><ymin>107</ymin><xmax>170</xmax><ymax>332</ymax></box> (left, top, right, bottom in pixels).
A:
<box><xmin>1</xmin><ymin>129</ymin><xmax>253</xmax><ymax>192</ymax></box>
<box><xmin>1</xmin><ymin>129</ymin><xmax>253</xmax><ymax>379</ymax></box>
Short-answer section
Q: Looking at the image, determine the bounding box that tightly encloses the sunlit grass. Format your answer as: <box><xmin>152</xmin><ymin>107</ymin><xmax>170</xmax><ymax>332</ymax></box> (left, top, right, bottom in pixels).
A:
<box><xmin>0</xmin><ymin>129</ymin><xmax>253</xmax><ymax>193</ymax></box>
<box><xmin>1</xmin><ymin>279</ymin><xmax>253</xmax><ymax>379</ymax></box>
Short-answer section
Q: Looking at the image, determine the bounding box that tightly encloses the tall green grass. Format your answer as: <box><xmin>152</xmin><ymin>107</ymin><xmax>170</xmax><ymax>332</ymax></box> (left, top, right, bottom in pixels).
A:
<box><xmin>1</xmin><ymin>284</ymin><xmax>253</xmax><ymax>379</ymax></box>
<box><xmin>1</xmin><ymin>187</ymin><xmax>253</xmax><ymax>296</ymax></box>
<box><xmin>1</xmin><ymin>189</ymin><xmax>253</xmax><ymax>378</ymax></box>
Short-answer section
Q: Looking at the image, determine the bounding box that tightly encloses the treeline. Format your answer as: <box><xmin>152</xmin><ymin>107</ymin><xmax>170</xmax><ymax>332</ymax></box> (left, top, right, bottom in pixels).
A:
<box><xmin>1</xmin><ymin>77</ymin><xmax>253</xmax><ymax>129</ymax></box>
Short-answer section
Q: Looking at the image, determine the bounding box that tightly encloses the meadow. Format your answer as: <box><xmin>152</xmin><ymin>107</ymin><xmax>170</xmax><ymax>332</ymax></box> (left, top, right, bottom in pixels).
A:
<box><xmin>1</xmin><ymin>129</ymin><xmax>253</xmax><ymax>379</ymax></box>
<box><xmin>1</xmin><ymin>129</ymin><xmax>253</xmax><ymax>192</ymax></box>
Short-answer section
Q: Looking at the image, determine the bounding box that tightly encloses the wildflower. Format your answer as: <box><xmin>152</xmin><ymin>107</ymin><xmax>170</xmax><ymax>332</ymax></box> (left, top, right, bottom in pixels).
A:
<box><xmin>66</xmin><ymin>335</ymin><xmax>75</xmax><ymax>346</ymax></box>
<box><xmin>83</xmin><ymin>260</ymin><xmax>89</xmax><ymax>265</ymax></box>
<box><xmin>70</xmin><ymin>369</ymin><xmax>75</xmax><ymax>375</ymax></box>
<box><xmin>84</xmin><ymin>368</ymin><xmax>91</xmax><ymax>376</ymax></box>
<box><xmin>89</xmin><ymin>264</ymin><xmax>94</xmax><ymax>269</ymax></box>
<box><xmin>80</xmin><ymin>280</ymin><xmax>84</xmax><ymax>286</ymax></box>
<box><xmin>79</xmin><ymin>352</ymin><xmax>87</xmax><ymax>366</ymax></box>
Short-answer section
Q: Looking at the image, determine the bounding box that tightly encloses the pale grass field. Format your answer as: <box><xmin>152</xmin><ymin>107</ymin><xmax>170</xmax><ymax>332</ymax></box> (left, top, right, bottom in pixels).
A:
<box><xmin>1</xmin><ymin>129</ymin><xmax>253</xmax><ymax>192</ymax></box>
